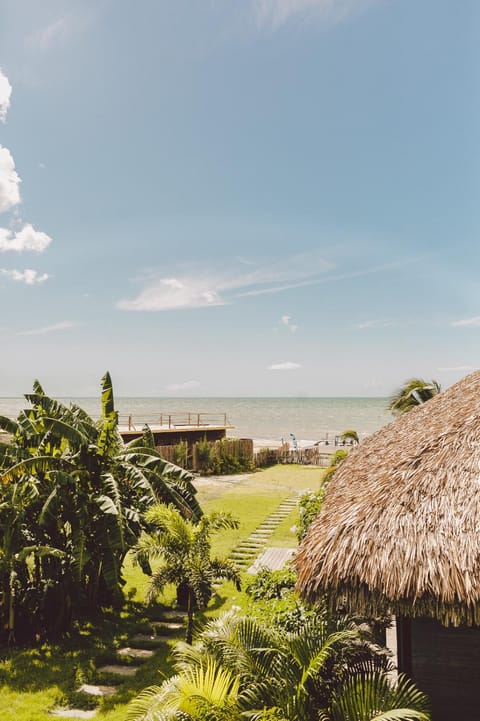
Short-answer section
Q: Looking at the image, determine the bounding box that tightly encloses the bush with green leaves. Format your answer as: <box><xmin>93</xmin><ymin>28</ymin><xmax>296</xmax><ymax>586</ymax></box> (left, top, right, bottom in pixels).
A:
<box><xmin>128</xmin><ymin>608</ymin><xmax>431</xmax><ymax>721</ymax></box>
<box><xmin>0</xmin><ymin>373</ymin><xmax>201</xmax><ymax>643</ymax></box>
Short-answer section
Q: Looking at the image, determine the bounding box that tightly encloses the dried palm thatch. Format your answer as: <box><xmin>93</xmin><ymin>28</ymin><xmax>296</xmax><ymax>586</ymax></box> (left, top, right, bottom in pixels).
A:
<box><xmin>295</xmin><ymin>370</ymin><xmax>480</xmax><ymax>626</ymax></box>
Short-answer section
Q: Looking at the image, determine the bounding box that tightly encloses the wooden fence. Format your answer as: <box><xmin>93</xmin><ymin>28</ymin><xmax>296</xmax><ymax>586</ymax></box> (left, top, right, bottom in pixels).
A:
<box><xmin>156</xmin><ymin>438</ymin><xmax>254</xmax><ymax>473</ymax></box>
<box><xmin>156</xmin><ymin>437</ymin><xmax>335</xmax><ymax>472</ymax></box>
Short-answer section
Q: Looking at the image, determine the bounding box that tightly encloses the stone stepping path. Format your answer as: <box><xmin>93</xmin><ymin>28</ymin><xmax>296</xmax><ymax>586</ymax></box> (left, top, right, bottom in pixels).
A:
<box><xmin>224</xmin><ymin>496</ymin><xmax>298</xmax><ymax>573</ymax></box>
<box><xmin>50</xmin><ymin>710</ymin><xmax>97</xmax><ymax>719</ymax></box>
<box><xmin>55</xmin><ymin>610</ymin><xmax>188</xmax><ymax>718</ymax></box>
<box><xmin>78</xmin><ymin>684</ymin><xmax>118</xmax><ymax>697</ymax></box>
<box><xmin>248</xmin><ymin>547</ymin><xmax>296</xmax><ymax>574</ymax></box>
<box><xmin>117</xmin><ymin>646</ymin><xmax>154</xmax><ymax>660</ymax></box>
<box><xmin>97</xmin><ymin>664</ymin><xmax>139</xmax><ymax>677</ymax></box>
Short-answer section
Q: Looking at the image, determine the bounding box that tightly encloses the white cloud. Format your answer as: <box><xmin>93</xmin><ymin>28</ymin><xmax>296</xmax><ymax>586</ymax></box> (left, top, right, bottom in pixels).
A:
<box><xmin>0</xmin><ymin>145</ymin><xmax>21</xmax><ymax>212</ymax></box>
<box><xmin>0</xmin><ymin>268</ymin><xmax>49</xmax><ymax>285</ymax></box>
<box><xmin>118</xmin><ymin>252</ymin><xmax>332</xmax><ymax>312</ymax></box>
<box><xmin>267</xmin><ymin>361</ymin><xmax>302</xmax><ymax>370</ymax></box>
<box><xmin>0</xmin><ymin>224</ymin><xmax>52</xmax><ymax>253</ymax></box>
<box><xmin>254</xmin><ymin>0</ymin><xmax>381</xmax><ymax>30</ymax></box>
<box><xmin>118</xmin><ymin>276</ymin><xmax>224</xmax><ymax>311</ymax></box>
<box><xmin>355</xmin><ymin>319</ymin><xmax>391</xmax><ymax>330</ymax></box>
<box><xmin>0</xmin><ymin>69</ymin><xmax>12</xmax><ymax>123</ymax></box>
<box><xmin>451</xmin><ymin>316</ymin><xmax>480</xmax><ymax>328</ymax></box>
<box><xmin>17</xmin><ymin>321</ymin><xmax>76</xmax><ymax>336</ymax></box>
<box><xmin>280</xmin><ymin>315</ymin><xmax>298</xmax><ymax>332</ymax></box>
<box><xmin>165</xmin><ymin>380</ymin><xmax>200</xmax><ymax>392</ymax></box>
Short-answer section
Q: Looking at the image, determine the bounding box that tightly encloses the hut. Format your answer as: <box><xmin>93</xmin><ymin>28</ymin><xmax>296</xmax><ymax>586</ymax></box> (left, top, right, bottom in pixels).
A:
<box><xmin>295</xmin><ymin>370</ymin><xmax>480</xmax><ymax>721</ymax></box>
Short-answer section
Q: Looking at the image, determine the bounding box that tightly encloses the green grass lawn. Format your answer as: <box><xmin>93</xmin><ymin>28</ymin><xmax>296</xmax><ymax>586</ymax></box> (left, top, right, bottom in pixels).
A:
<box><xmin>0</xmin><ymin>464</ymin><xmax>323</xmax><ymax>720</ymax></box>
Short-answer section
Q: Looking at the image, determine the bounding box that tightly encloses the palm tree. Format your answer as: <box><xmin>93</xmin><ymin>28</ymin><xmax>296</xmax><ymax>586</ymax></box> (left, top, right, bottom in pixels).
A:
<box><xmin>135</xmin><ymin>505</ymin><xmax>241</xmax><ymax>644</ymax></box>
<box><xmin>129</xmin><ymin>609</ymin><xmax>430</xmax><ymax>721</ymax></box>
<box><xmin>340</xmin><ymin>429</ymin><xmax>359</xmax><ymax>445</ymax></box>
<box><xmin>388</xmin><ymin>378</ymin><xmax>441</xmax><ymax>415</ymax></box>
<box><xmin>0</xmin><ymin>373</ymin><xmax>201</xmax><ymax>640</ymax></box>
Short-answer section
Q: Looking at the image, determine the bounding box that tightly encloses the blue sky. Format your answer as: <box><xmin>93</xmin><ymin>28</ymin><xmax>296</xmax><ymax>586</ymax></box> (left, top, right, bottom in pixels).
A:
<box><xmin>0</xmin><ymin>0</ymin><xmax>479</xmax><ymax>397</ymax></box>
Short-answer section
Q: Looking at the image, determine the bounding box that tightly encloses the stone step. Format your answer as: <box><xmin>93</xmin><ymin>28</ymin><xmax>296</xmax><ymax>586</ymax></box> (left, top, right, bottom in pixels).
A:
<box><xmin>153</xmin><ymin>621</ymin><xmax>183</xmax><ymax>632</ymax></box>
<box><xmin>97</xmin><ymin>664</ymin><xmax>139</xmax><ymax>677</ymax></box>
<box><xmin>117</xmin><ymin>647</ymin><xmax>154</xmax><ymax>660</ymax></box>
<box><xmin>78</xmin><ymin>684</ymin><xmax>118</xmax><ymax>697</ymax></box>
<box><xmin>50</xmin><ymin>710</ymin><xmax>97</xmax><ymax>719</ymax></box>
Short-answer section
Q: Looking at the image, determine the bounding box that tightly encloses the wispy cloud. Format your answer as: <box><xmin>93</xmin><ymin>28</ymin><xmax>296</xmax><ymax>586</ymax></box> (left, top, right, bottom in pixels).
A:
<box><xmin>25</xmin><ymin>7</ymin><xmax>98</xmax><ymax>52</ymax></box>
<box><xmin>267</xmin><ymin>361</ymin><xmax>302</xmax><ymax>370</ymax></box>
<box><xmin>17</xmin><ymin>320</ymin><xmax>77</xmax><ymax>335</ymax></box>
<box><xmin>254</xmin><ymin>0</ymin><xmax>382</xmax><ymax>30</ymax></box>
<box><xmin>17</xmin><ymin>321</ymin><xmax>76</xmax><ymax>336</ymax></box>
<box><xmin>280</xmin><ymin>314</ymin><xmax>298</xmax><ymax>332</ymax></box>
<box><xmin>165</xmin><ymin>380</ymin><xmax>200</xmax><ymax>392</ymax></box>
<box><xmin>117</xmin><ymin>252</ymin><xmax>332</xmax><ymax>312</ymax></box>
<box><xmin>354</xmin><ymin>319</ymin><xmax>391</xmax><ymax>330</ymax></box>
<box><xmin>239</xmin><ymin>259</ymin><xmax>416</xmax><ymax>298</ymax></box>
<box><xmin>450</xmin><ymin>316</ymin><xmax>480</xmax><ymax>328</ymax></box>
<box><xmin>0</xmin><ymin>69</ymin><xmax>12</xmax><ymax>123</ymax></box>
<box><xmin>0</xmin><ymin>224</ymin><xmax>52</xmax><ymax>253</ymax></box>
<box><xmin>0</xmin><ymin>268</ymin><xmax>49</xmax><ymax>285</ymax></box>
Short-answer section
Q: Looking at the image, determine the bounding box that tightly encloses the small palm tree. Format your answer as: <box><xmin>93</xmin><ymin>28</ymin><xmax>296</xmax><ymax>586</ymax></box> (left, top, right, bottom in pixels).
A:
<box><xmin>127</xmin><ymin>657</ymin><xmax>241</xmax><ymax>721</ymax></box>
<box><xmin>340</xmin><ymin>429</ymin><xmax>359</xmax><ymax>445</ymax></box>
<box><xmin>388</xmin><ymin>378</ymin><xmax>441</xmax><ymax>415</ymax></box>
<box><xmin>135</xmin><ymin>505</ymin><xmax>241</xmax><ymax>644</ymax></box>
<box><xmin>129</xmin><ymin>609</ymin><xmax>431</xmax><ymax>721</ymax></box>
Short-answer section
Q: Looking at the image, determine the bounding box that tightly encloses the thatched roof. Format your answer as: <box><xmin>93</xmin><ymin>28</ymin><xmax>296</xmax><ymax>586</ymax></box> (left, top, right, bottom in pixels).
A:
<box><xmin>295</xmin><ymin>370</ymin><xmax>480</xmax><ymax>626</ymax></box>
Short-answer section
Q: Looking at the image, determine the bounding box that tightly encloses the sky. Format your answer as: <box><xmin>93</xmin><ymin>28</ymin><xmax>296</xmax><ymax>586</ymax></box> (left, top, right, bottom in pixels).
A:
<box><xmin>0</xmin><ymin>0</ymin><xmax>479</xmax><ymax>397</ymax></box>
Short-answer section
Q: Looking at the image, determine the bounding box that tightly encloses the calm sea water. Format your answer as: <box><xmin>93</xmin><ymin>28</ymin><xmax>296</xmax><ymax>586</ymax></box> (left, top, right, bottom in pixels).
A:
<box><xmin>0</xmin><ymin>396</ymin><xmax>392</xmax><ymax>445</ymax></box>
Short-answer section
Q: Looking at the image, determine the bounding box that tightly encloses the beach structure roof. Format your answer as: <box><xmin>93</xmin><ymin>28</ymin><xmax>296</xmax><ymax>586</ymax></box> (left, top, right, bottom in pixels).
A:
<box><xmin>295</xmin><ymin>369</ymin><xmax>480</xmax><ymax>626</ymax></box>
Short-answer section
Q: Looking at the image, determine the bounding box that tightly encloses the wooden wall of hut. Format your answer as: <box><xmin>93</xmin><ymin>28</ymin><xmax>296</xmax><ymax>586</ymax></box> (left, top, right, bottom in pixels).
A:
<box><xmin>398</xmin><ymin>616</ymin><xmax>480</xmax><ymax>721</ymax></box>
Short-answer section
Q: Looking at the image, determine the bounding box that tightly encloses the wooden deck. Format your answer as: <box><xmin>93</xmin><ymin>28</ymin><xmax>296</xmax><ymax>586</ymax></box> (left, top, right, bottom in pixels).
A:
<box><xmin>117</xmin><ymin>412</ymin><xmax>234</xmax><ymax>446</ymax></box>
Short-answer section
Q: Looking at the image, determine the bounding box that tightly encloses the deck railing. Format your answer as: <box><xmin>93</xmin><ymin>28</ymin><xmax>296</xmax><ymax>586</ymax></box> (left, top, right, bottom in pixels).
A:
<box><xmin>116</xmin><ymin>412</ymin><xmax>231</xmax><ymax>431</ymax></box>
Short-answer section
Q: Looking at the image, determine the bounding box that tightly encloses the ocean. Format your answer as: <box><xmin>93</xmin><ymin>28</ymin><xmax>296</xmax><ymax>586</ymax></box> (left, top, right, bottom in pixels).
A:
<box><xmin>0</xmin><ymin>396</ymin><xmax>392</xmax><ymax>446</ymax></box>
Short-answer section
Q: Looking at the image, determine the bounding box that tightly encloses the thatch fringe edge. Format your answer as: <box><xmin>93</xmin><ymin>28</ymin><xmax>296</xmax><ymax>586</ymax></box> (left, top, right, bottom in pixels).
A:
<box><xmin>303</xmin><ymin>582</ymin><xmax>480</xmax><ymax>627</ymax></box>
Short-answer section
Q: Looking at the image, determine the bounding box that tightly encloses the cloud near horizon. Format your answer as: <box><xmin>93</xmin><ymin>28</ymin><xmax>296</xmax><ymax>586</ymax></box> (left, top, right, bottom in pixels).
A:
<box><xmin>280</xmin><ymin>315</ymin><xmax>298</xmax><ymax>332</ymax></box>
<box><xmin>450</xmin><ymin>316</ymin><xmax>480</xmax><ymax>327</ymax></box>
<box><xmin>267</xmin><ymin>361</ymin><xmax>302</xmax><ymax>370</ymax></box>
<box><xmin>165</xmin><ymin>380</ymin><xmax>200</xmax><ymax>392</ymax></box>
<box><xmin>117</xmin><ymin>252</ymin><xmax>332</xmax><ymax>312</ymax></box>
<box><xmin>0</xmin><ymin>268</ymin><xmax>49</xmax><ymax>285</ymax></box>
<box><xmin>254</xmin><ymin>0</ymin><xmax>382</xmax><ymax>29</ymax></box>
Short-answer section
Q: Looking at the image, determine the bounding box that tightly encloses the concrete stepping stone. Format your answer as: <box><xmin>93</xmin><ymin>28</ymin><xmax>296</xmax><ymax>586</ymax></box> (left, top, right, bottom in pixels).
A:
<box><xmin>78</xmin><ymin>684</ymin><xmax>118</xmax><ymax>697</ymax></box>
<box><xmin>153</xmin><ymin>621</ymin><xmax>183</xmax><ymax>631</ymax></box>
<box><xmin>97</xmin><ymin>664</ymin><xmax>139</xmax><ymax>677</ymax></box>
<box><xmin>117</xmin><ymin>646</ymin><xmax>154</xmax><ymax>659</ymax></box>
<box><xmin>248</xmin><ymin>547</ymin><xmax>296</xmax><ymax>574</ymax></box>
<box><xmin>50</xmin><ymin>710</ymin><xmax>97</xmax><ymax>719</ymax></box>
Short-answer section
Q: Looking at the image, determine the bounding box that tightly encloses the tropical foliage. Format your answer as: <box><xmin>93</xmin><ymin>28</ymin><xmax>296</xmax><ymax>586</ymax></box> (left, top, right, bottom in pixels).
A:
<box><xmin>128</xmin><ymin>608</ymin><xmax>430</xmax><ymax>721</ymax></box>
<box><xmin>0</xmin><ymin>373</ymin><xmax>201</xmax><ymax>642</ymax></box>
<box><xmin>388</xmin><ymin>378</ymin><xmax>441</xmax><ymax>415</ymax></box>
<box><xmin>134</xmin><ymin>504</ymin><xmax>242</xmax><ymax>643</ymax></box>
